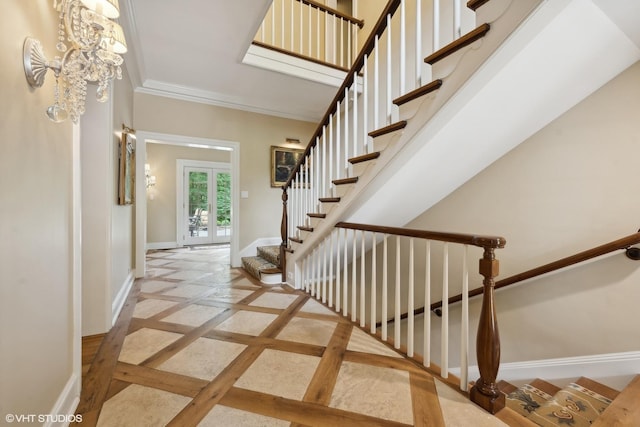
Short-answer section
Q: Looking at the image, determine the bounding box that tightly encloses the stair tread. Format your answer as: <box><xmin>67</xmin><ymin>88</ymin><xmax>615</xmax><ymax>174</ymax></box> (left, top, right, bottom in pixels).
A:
<box><xmin>394</xmin><ymin>79</ymin><xmax>443</xmax><ymax>107</ymax></box>
<box><xmin>241</xmin><ymin>255</ymin><xmax>278</xmax><ymax>282</ymax></box>
<box><xmin>349</xmin><ymin>152</ymin><xmax>381</xmax><ymax>164</ymax></box>
<box><xmin>592</xmin><ymin>375</ymin><xmax>640</xmax><ymax>427</ymax></box>
<box><xmin>289</xmin><ymin>237</ymin><xmax>303</xmax><ymax>244</ymax></box>
<box><xmin>575</xmin><ymin>376</ymin><xmax>619</xmax><ymax>401</ymax></box>
<box><xmin>297</xmin><ymin>225</ymin><xmax>314</xmax><ymax>232</ymax></box>
<box><xmin>308</xmin><ymin>213</ymin><xmax>326</xmax><ymax>218</ymax></box>
<box><xmin>424</xmin><ymin>23</ymin><xmax>491</xmax><ymax>65</ymax></box>
<box><xmin>368</xmin><ymin>121</ymin><xmax>407</xmax><ymax>138</ymax></box>
<box><xmin>496</xmin><ymin>406</ymin><xmax>540</xmax><ymax>427</ymax></box>
<box><xmin>467</xmin><ymin>0</ymin><xmax>491</xmax><ymax>11</ymax></box>
<box><xmin>319</xmin><ymin>197</ymin><xmax>341</xmax><ymax>203</ymax></box>
<box><xmin>333</xmin><ymin>177</ymin><xmax>358</xmax><ymax>185</ymax></box>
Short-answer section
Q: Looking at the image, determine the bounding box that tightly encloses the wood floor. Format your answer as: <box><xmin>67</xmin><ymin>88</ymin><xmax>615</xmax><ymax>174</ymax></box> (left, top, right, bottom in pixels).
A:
<box><xmin>75</xmin><ymin>245</ymin><xmax>504</xmax><ymax>426</ymax></box>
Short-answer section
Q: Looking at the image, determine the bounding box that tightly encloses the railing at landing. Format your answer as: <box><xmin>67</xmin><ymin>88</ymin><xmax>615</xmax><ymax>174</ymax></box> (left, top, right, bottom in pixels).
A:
<box><xmin>254</xmin><ymin>0</ymin><xmax>365</xmax><ymax>71</ymax></box>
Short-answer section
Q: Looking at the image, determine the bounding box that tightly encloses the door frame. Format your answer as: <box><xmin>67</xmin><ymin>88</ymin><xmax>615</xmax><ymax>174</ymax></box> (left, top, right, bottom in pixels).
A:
<box><xmin>135</xmin><ymin>132</ymin><xmax>241</xmax><ymax>277</ymax></box>
<box><xmin>177</xmin><ymin>160</ymin><xmax>231</xmax><ymax>246</ymax></box>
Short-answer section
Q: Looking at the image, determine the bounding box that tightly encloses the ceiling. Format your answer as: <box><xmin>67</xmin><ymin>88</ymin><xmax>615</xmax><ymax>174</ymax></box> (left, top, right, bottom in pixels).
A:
<box><xmin>118</xmin><ymin>0</ymin><xmax>337</xmax><ymax>122</ymax></box>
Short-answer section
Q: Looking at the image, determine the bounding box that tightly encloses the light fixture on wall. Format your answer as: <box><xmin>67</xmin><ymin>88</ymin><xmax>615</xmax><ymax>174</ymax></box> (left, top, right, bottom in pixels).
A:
<box><xmin>23</xmin><ymin>0</ymin><xmax>127</xmax><ymax>123</ymax></box>
<box><xmin>144</xmin><ymin>163</ymin><xmax>156</xmax><ymax>189</ymax></box>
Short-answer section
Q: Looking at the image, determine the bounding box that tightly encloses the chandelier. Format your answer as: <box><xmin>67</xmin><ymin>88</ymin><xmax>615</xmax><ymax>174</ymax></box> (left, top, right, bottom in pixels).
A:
<box><xmin>23</xmin><ymin>0</ymin><xmax>127</xmax><ymax>123</ymax></box>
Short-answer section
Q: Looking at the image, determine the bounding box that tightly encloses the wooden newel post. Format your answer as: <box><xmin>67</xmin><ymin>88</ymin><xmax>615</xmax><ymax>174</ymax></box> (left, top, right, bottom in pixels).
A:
<box><xmin>280</xmin><ymin>187</ymin><xmax>288</xmax><ymax>282</ymax></box>
<box><xmin>470</xmin><ymin>246</ymin><xmax>505</xmax><ymax>414</ymax></box>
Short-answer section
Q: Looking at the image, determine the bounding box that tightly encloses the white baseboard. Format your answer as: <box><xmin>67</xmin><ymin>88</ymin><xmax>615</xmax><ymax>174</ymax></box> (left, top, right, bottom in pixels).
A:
<box><xmin>239</xmin><ymin>237</ymin><xmax>281</xmax><ymax>259</ymax></box>
<box><xmin>112</xmin><ymin>272</ymin><xmax>134</xmax><ymax>326</ymax></box>
<box><xmin>45</xmin><ymin>372</ymin><xmax>80</xmax><ymax>427</ymax></box>
<box><xmin>452</xmin><ymin>351</ymin><xmax>640</xmax><ymax>391</ymax></box>
<box><xmin>147</xmin><ymin>241</ymin><xmax>180</xmax><ymax>251</ymax></box>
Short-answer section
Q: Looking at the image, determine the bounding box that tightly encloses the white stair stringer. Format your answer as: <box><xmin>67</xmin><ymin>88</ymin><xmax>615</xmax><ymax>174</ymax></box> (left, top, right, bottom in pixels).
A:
<box><xmin>286</xmin><ymin>0</ymin><xmax>640</xmax><ymax>282</ymax></box>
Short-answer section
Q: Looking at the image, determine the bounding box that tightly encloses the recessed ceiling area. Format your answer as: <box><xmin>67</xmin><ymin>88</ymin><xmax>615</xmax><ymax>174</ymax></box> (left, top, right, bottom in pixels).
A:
<box><xmin>119</xmin><ymin>0</ymin><xmax>338</xmax><ymax>122</ymax></box>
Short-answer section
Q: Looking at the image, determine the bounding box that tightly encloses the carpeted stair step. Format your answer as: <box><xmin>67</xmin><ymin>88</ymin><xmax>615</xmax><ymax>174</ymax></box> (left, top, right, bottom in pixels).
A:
<box><xmin>257</xmin><ymin>245</ymin><xmax>280</xmax><ymax>266</ymax></box>
<box><xmin>502</xmin><ymin>377</ymin><xmax>621</xmax><ymax>427</ymax></box>
<box><xmin>504</xmin><ymin>379</ymin><xmax>560</xmax><ymax>419</ymax></box>
<box><xmin>527</xmin><ymin>377</ymin><xmax>618</xmax><ymax>427</ymax></box>
<box><xmin>241</xmin><ymin>256</ymin><xmax>278</xmax><ymax>282</ymax></box>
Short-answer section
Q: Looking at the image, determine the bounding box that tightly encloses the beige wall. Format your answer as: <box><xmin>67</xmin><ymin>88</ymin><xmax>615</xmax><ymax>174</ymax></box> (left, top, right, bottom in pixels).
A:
<box><xmin>0</xmin><ymin>0</ymin><xmax>78</xmax><ymax>417</ymax></box>
<box><xmin>146</xmin><ymin>144</ymin><xmax>231</xmax><ymax>244</ymax></box>
<box><xmin>401</xmin><ymin>61</ymin><xmax>640</xmax><ymax>364</ymax></box>
<box><xmin>134</xmin><ymin>93</ymin><xmax>316</xmax><ymax>249</ymax></box>
<box><xmin>111</xmin><ymin>67</ymin><xmax>135</xmax><ymax>302</ymax></box>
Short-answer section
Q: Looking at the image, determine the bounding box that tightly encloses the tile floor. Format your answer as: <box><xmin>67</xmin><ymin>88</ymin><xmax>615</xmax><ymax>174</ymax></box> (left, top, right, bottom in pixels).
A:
<box><xmin>79</xmin><ymin>245</ymin><xmax>507</xmax><ymax>426</ymax></box>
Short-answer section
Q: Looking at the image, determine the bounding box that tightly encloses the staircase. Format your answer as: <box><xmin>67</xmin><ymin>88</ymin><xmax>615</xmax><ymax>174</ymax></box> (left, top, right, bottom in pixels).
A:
<box><xmin>496</xmin><ymin>375</ymin><xmax>640</xmax><ymax>426</ymax></box>
<box><xmin>241</xmin><ymin>245</ymin><xmax>283</xmax><ymax>284</ymax></box>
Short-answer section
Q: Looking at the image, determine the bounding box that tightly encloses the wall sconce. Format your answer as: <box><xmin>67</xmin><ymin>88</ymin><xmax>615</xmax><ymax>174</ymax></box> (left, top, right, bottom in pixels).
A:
<box><xmin>23</xmin><ymin>0</ymin><xmax>127</xmax><ymax>123</ymax></box>
<box><xmin>144</xmin><ymin>163</ymin><xmax>156</xmax><ymax>189</ymax></box>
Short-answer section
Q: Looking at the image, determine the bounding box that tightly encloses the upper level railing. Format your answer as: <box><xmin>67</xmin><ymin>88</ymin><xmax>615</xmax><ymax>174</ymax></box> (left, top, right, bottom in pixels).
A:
<box><xmin>297</xmin><ymin>221</ymin><xmax>507</xmax><ymax>410</ymax></box>
<box><xmin>254</xmin><ymin>0</ymin><xmax>365</xmax><ymax>71</ymax></box>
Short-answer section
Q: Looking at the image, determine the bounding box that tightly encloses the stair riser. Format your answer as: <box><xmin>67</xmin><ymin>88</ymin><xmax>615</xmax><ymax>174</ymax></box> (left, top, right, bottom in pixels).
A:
<box><xmin>397</xmin><ymin>91</ymin><xmax>439</xmax><ymax>122</ymax></box>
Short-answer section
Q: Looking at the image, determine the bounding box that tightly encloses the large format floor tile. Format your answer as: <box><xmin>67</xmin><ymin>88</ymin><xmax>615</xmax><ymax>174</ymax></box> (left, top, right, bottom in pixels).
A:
<box><xmin>78</xmin><ymin>244</ymin><xmax>506</xmax><ymax>426</ymax></box>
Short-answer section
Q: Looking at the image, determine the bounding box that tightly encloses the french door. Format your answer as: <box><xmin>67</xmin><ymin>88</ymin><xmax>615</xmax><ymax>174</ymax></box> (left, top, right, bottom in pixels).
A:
<box><xmin>181</xmin><ymin>163</ymin><xmax>231</xmax><ymax>245</ymax></box>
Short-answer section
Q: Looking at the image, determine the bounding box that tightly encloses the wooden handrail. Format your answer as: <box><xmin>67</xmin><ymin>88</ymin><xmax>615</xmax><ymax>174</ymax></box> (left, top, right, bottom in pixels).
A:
<box><xmin>335</xmin><ymin>221</ymin><xmax>506</xmax><ymax>249</ymax></box>
<box><xmin>430</xmin><ymin>231</ymin><xmax>640</xmax><ymax>312</ymax></box>
<box><xmin>283</xmin><ymin>0</ymin><xmax>402</xmax><ymax>190</ymax></box>
<box><xmin>299</xmin><ymin>0</ymin><xmax>365</xmax><ymax>28</ymax></box>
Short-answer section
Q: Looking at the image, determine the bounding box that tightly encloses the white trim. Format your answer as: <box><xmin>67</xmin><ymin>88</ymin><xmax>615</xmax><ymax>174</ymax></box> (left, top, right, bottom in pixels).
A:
<box><xmin>68</xmin><ymin>123</ymin><xmax>82</xmax><ymax>420</ymax></box>
<box><xmin>136</xmin><ymin>132</ymin><xmax>241</xmax><ymax>277</ymax></box>
<box><xmin>452</xmin><ymin>351</ymin><xmax>640</xmax><ymax>391</ymax></box>
<box><xmin>135</xmin><ymin>81</ymin><xmax>319</xmax><ymax>123</ymax></box>
<box><xmin>45</xmin><ymin>372</ymin><xmax>80</xmax><ymax>427</ymax></box>
<box><xmin>239</xmin><ymin>237</ymin><xmax>282</xmax><ymax>259</ymax></box>
<box><xmin>243</xmin><ymin>43</ymin><xmax>348</xmax><ymax>88</ymax></box>
<box><xmin>111</xmin><ymin>272</ymin><xmax>135</xmax><ymax>326</ymax></box>
<box><xmin>147</xmin><ymin>241</ymin><xmax>180</xmax><ymax>251</ymax></box>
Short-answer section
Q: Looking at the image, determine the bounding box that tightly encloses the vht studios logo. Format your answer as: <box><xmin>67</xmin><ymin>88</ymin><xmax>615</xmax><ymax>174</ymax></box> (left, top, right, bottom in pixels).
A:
<box><xmin>5</xmin><ymin>414</ymin><xmax>83</xmax><ymax>423</ymax></box>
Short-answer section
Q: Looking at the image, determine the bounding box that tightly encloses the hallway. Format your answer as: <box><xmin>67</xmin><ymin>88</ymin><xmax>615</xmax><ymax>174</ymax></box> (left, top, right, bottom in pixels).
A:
<box><xmin>77</xmin><ymin>245</ymin><xmax>505</xmax><ymax>426</ymax></box>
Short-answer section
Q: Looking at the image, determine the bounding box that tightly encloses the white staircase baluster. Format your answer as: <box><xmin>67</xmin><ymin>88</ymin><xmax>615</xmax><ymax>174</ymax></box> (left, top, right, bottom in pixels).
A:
<box><xmin>323</xmin><ymin>236</ymin><xmax>328</xmax><ymax>303</ymax></box>
<box><xmin>343</xmin><ymin>227</ymin><xmax>348</xmax><ymax>316</ymax></box>
<box><xmin>370</xmin><ymin>232</ymin><xmax>377</xmax><ymax>334</ymax></box>
<box><xmin>322</xmin><ymin>127</ymin><xmax>327</xmax><ymax>198</ymax></box>
<box><xmin>307</xmin><ymin>3</ymin><xmax>311</xmax><ymax>57</ymax></box>
<box><xmin>336</xmin><ymin>228</ymin><xmax>342</xmax><ymax>312</ymax></box>
<box><xmin>394</xmin><ymin>235</ymin><xmax>401</xmax><ymax>349</ymax></box>
<box><xmin>329</xmin><ymin>115</ymin><xmax>333</xmax><ymax>194</ymax></box>
<box><xmin>423</xmin><ymin>240</ymin><xmax>431</xmax><ymax>367</ymax></box>
<box><xmin>416</xmin><ymin>0</ymin><xmax>423</xmax><ymax>87</ymax></box>
<box><xmin>360</xmin><ymin>230</ymin><xmax>365</xmax><ymax>327</ymax></box>
<box><xmin>281</xmin><ymin>0</ymin><xmax>285</xmax><ymax>50</ymax></box>
<box><xmin>352</xmin><ymin>77</ymin><xmax>358</xmax><ymax>158</ymax></box>
<box><xmin>316</xmin><ymin>7</ymin><xmax>320</xmax><ymax>59</ymax></box>
<box><xmin>382</xmin><ymin>234</ymin><xmax>388</xmax><ymax>341</ymax></box>
<box><xmin>441</xmin><ymin>242</ymin><xmax>449</xmax><ymax>378</ymax></box>
<box><xmin>363</xmin><ymin>54</ymin><xmax>370</xmax><ymax>153</ymax></box>
<box><xmin>340</xmin><ymin>17</ymin><xmax>344</xmax><ymax>68</ymax></box>
<box><xmin>324</xmin><ymin>9</ymin><xmax>329</xmax><ymax>62</ymax></box>
<box><xmin>290</xmin><ymin>0</ymin><xmax>294</xmax><ymax>52</ymax></box>
<box><xmin>454</xmin><ymin>0</ymin><xmax>461</xmax><ymax>39</ymax></box>
<box><xmin>329</xmin><ymin>230</ymin><xmax>334</xmax><ymax>307</ymax></box>
<box><xmin>336</xmin><ymin>101</ymin><xmax>341</xmax><ymax>180</ymax></box>
<box><xmin>299</xmin><ymin>0</ymin><xmax>303</xmax><ymax>55</ymax></box>
<box><xmin>386</xmin><ymin>14</ymin><xmax>393</xmax><ymax>124</ymax></box>
<box><xmin>460</xmin><ymin>244</ymin><xmax>469</xmax><ymax>391</ymax></box>
<box><xmin>344</xmin><ymin>87</ymin><xmax>350</xmax><ymax>176</ymax></box>
<box><xmin>351</xmin><ymin>228</ymin><xmax>357</xmax><ymax>322</ymax></box>
<box><xmin>408</xmin><ymin>237</ymin><xmax>414</xmax><ymax>357</ymax></box>
<box><xmin>433</xmin><ymin>0</ymin><xmax>440</xmax><ymax>51</ymax></box>
<box><xmin>374</xmin><ymin>36</ymin><xmax>380</xmax><ymax>130</ymax></box>
<box><xmin>400</xmin><ymin>0</ymin><xmax>406</xmax><ymax>96</ymax></box>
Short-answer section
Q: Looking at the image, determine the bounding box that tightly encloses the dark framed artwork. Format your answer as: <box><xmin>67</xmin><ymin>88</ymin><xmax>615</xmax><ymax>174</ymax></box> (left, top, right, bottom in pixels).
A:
<box><xmin>118</xmin><ymin>129</ymin><xmax>136</xmax><ymax>205</ymax></box>
<box><xmin>271</xmin><ymin>145</ymin><xmax>304</xmax><ymax>188</ymax></box>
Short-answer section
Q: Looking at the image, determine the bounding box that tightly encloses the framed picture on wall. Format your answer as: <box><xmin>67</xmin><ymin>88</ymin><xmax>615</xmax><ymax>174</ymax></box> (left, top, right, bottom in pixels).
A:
<box><xmin>271</xmin><ymin>145</ymin><xmax>304</xmax><ymax>188</ymax></box>
<box><xmin>118</xmin><ymin>129</ymin><xmax>136</xmax><ymax>205</ymax></box>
